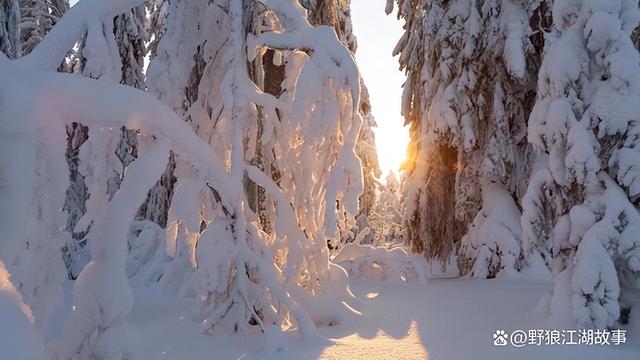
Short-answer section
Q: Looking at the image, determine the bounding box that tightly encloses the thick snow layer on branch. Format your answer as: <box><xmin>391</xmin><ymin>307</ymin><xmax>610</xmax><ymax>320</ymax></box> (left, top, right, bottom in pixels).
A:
<box><xmin>249</xmin><ymin>0</ymin><xmax>364</xmax><ymax>237</ymax></box>
<box><xmin>571</xmin><ymin>222</ymin><xmax>620</xmax><ymax>329</ymax></box>
<box><xmin>0</xmin><ymin>63</ymin><xmax>233</xmax><ymax>195</ymax></box>
<box><xmin>1</xmin><ymin>60</ymin><xmax>232</xmax><ymax>355</ymax></box>
<box><xmin>54</xmin><ymin>141</ymin><xmax>169</xmax><ymax>360</ymax></box>
<box><xmin>500</xmin><ymin>0</ymin><xmax>529</xmax><ymax>79</ymax></box>
<box><xmin>460</xmin><ymin>183</ymin><xmax>522</xmax><ymax>278</ymax></box>
<box><xmin>15</xmin><ymin>0</ymin><xmax>147</xmax><ymax>71</ymax></box>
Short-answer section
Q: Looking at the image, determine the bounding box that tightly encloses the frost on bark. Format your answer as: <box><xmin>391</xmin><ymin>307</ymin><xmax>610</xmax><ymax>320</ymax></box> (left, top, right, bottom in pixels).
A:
<box><xmin>61</xmin><ymin>122</ymin><xmax>90</xmax><ymax>279</ymax></box>
<box><xmin>146</xmin><ymin>0</ymin><xmax>166</xmax><ymax>59</ymax></box>
<box><xmin>1</xmin><ymin>0</ymin><xmax>21</xmax><ymax>58</ymax></box>
<box><xmin>392</xmin><ymin>0</ymin><xmax>551</xmax><ymax>276</ymax></box>
<box><xmin>113</xmin><ymin>7</ymin><xmax>145</xmax><ymax>88</ymax></box>
<box><xmin>19</xmin><ymin>0</ymin><xmax>69</xmax><ymax>54</ymax></box>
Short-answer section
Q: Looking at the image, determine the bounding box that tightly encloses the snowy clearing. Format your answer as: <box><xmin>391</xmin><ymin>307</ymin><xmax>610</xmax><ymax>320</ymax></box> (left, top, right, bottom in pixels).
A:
<box><xmin>42</xmin><ymin>278</ymin><xmax>637</xmax><ymax>360</ymax></box>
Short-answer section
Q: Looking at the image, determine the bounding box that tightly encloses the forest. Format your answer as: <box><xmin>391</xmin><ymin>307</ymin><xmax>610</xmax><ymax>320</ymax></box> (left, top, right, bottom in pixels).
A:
<box><xmin>0</xmin><ymin>0</ymin><xmax>639</xmax><ymax>359</ymax></box>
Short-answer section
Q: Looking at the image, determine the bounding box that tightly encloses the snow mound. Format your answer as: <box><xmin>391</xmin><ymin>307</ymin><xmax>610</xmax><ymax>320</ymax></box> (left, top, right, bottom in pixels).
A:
<box><xmin>334</xmin><ymin>244</ymin><xmax>427</xmax><ymax>284</ymax></box>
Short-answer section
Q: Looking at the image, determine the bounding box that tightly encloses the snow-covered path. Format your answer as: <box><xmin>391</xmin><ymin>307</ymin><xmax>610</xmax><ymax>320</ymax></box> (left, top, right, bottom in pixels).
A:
<box><xmin>125</xmin><ymin>278</ymin><xmax>638</xmax><ymax>360</ymax></box>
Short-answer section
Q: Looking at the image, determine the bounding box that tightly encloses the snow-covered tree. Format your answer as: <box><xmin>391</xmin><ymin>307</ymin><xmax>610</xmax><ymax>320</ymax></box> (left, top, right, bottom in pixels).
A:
<box><xmin>1</xmin><ymin>0</ymin><xmax>21</xmax><ymax>57</ymax></box>
<box><xmin>19</xmin><ymin>0</ymin><xmax>69</xmax><ymax>54</ymax></box>
<box><xmin>378</xmin><ymin>171</ymin><xmax>405</xmax><ymax>244</ymax></box>
<box><xmin>3</xmin><ymin>0</ymin><xmax>370</xmax><ymax>355</ymax></box>
<box><xmin>522</xmin><ymin>0</ymin><xmax>640</xmax><ymax>328</ymax></box>
<box><xmin>61</xmin><ymin>3</ymin><xmax>179</xmax><ymax>280</ymax></box>
<box><xmin>391</xmin><ymin>0</ymin><xmax>551</xmax><ymax>276</ymax></box>
<box><xmin>353</xmin><ymin>171</ymin><xmax>404</xmax><ymax>247</ymax></box>
<box><xmin>301</xmin><ymin>0</ymin><xmax>381</xmax><ymax>221</ymax></box>
<box><xmin>298</xmin><ymin>0</ymin><xmax>381</xmax><ymax>248</ymax></box>
<box><xmin>113</xmin><ymin>8</ymin><xmax>144</xmax><ymax>87</ymax></box>
<box><xmin>2</xmin><ymin>1</ymin><xmax>367</xmax><ymax>356</ymax></box>
<box><xmin>143</xmin><ymin>0</ymin><xmax>374</xmax><ymax>286</ymax></box>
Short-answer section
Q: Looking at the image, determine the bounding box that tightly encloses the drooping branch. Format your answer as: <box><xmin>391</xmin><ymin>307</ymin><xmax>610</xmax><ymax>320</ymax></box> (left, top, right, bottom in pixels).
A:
<box><xmin>15</xmin><ymin>0</ymin><xmax>147</xmax><ymax>71</ymax></box>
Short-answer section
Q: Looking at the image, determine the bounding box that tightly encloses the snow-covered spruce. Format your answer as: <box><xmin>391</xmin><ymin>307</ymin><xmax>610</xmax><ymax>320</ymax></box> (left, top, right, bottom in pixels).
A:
<box><xmin>522</xmin><ymin>0</ymin><xmax>640</xmax><ymax>328</ymax></box>
<box><xmin>391</xmin><ymin>0</ymin><xmax>551</xmax><ymax>276</ymax></box>
<box><xmin>355</xmin><ymin>171</ymin><xmax>404</xmax><ymax>247</ymax></box>
<box><xmin>19</xmin><ymin>0</ymin><xmax>69</xmax><ymax>55</ymax></box>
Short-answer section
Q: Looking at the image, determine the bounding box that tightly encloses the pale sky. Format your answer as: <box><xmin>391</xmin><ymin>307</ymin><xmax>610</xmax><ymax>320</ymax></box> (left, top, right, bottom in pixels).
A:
<box><xmin>351</xmin><ymin>0</ymin><xmax>409</xmax><ymax>178</ymax></box>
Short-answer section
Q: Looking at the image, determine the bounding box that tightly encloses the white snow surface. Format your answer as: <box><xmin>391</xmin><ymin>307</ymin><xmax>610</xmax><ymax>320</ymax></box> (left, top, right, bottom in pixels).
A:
<box><xmin>0</xmin><ymin>261</ymin><xmax>48</xmax><ymax>360</ymax></box>
<box><xmin>39</xmin><ymin>276</ymin><xmax>639</xmax><ymax>360</ymax></box>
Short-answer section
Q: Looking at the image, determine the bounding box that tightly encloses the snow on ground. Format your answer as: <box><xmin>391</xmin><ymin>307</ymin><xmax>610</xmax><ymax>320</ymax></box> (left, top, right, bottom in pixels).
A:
<box><xmin>41</xmin><ymin>277</ymin><xmax>631</xmax><ymax>360</ymax></box>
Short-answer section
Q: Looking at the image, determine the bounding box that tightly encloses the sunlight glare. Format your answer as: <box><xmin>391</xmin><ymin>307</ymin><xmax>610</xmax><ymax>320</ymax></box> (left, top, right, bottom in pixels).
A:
<box><xmin>365</xmin><ymin>292</ymin><xmax>379</xmax><ymax>299</ymax></box>
<box><xmin>319</xmin><ymin>321</ymin><xmax>429</xmax><ymax>360</ymax></box>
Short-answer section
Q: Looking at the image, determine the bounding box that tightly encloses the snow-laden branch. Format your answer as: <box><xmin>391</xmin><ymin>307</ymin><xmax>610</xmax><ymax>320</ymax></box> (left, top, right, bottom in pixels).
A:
<box><xmin>55</xmin><ymin>141</ymin><xmax>170</xmax><ymax>360</ymax></box>
<box><xmin>248</xmin><ymin>0</ymin><xmax>364</xmax><ymax>247</ymax></box>
<box><xmin>18</xmin><ymin>69</ymin><xmax>234</xmax><ymax>201</ymax></box>
<box><xmin>247</xmin><ymin>26</ymin><xmax>361</xmax><ymax>115</ymax></box>
<box><xmin>3</xmin><ymin>0</ymin><xmax>370</xmax><ymax>347</ymax></box>
<box><xmin>251</xmin><ymin>0</ymin><xmax>361</xmax><ymax>118</ymax></box>
<box><xmin>15</xmin><ymin>0</ymin><xmax>146</xmax><ymax>71</ymax></box>
<box><xmin>244</xmin><ymin>164</ymin><xmax>309</xmax><ymax>277</ymax></box>
<box><xmin>2</xmin><ymin>56</ymin><xmax>337</xmax><ymax>343</ymax></box>
<box><xmin>256</xmin><ymin>0</ymin><xmax>310</xmax><ymax>31</ymax></box>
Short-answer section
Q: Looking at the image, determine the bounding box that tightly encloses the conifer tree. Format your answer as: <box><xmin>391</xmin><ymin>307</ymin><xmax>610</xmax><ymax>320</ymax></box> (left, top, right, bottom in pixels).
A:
<box><xmin>522</xmin><ymin>0</ymin><xmax>640</xmax><ymax>328</ymax></box>
<box><xmin>19</xmin><ymin>0</ymin><xmax>68</xmax><ymax>54</ymax></box>
<box><xmin>392</xmin><ymin>0</ymin><xmax>551</xmax><ymax>276</ymax></box>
